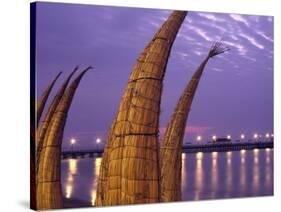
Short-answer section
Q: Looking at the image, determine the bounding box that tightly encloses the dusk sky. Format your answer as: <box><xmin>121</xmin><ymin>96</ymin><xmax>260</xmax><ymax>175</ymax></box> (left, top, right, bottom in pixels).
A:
<box><xmin>36</xmin><ymin>2</ymin><xmax>273</xmax><ymax>150</ymax></box>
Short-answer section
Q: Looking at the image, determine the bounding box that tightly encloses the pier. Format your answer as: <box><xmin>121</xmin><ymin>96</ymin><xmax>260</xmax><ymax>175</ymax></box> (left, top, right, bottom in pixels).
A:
<box><xmin>61</xmin><ymin>140</ymin><xmax>273</xmax><ymax>159</ymax></box>
<box><xmin>182</xmin><ymin>140</ymin><xmax>273</xmax><ymax>153</ymax></box>
<box><xmin>61</xmin><ymin>149</ymin><xmax>103</xmax><ymax>159</ymax></box>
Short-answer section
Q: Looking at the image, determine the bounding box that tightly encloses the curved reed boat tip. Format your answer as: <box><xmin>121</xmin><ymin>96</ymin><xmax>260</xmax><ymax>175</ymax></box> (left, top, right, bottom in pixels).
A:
<box><xmin>84</xmin><ymin>65</ymin><xmax>93</xmax><ymax>71</ymax></box>
<box><xmin>160</xmin><ymin>40</ymin><xmax>230</xmax><ymax>202</ymax></box>
<box><xmin>95</xmin><ymin>10</ymin><xmax>187</xmax><ymax>206</ymax></box>
<box><xmin>36</xmin><ymin>66</ymin><xmax>80</xmax><ymax>163</ymax></box>
<box><xmin>209</xmin><ymin>41</ymin><xmax>230</xmax><ymax>58</ymax></box>
<box><xmin>73</xmin><ymin>65</ymin><xmax>79</xmax><ymax>71</ymax></box>
<box><xmin>36</xmin><ymin>71</ymin><xmax>62</xmax><ymax>125</ymax></box>
<box><xmin>36</xmin><ymin>66</ymin><xmax>89</xmax><ymax>210</ymax></box>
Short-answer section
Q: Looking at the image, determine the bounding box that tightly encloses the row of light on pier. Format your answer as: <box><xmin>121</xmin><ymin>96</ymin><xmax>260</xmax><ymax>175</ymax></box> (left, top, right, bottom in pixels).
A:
<box><xmin>69</xmin><ymin>133</ymin><xmax>273</xmax><ymax>144</ymax></box>
<box><xmin>196</xmin><ymin>133</ymin><xmax>273</xmax><ymax>141</ymax></box>
<box><xmin>70</xmin><ymin>137</ymin><xmax>102</xmax><ymax>145</ymax></box>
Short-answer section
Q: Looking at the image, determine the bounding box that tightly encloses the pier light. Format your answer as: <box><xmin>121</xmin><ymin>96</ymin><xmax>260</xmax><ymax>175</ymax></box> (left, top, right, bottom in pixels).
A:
<box><xmin>196</xmin><ymin>135</ymin><xmax>202</xmax><ymax>141</ymax></box>
<box><xmin>70</xmin><ymin>138</ymin><xmax>76</xmax><ymax>152</ymax></box>
<box><xmin>240</xmin><ymin>134</ymin><xmax>245</xmax><ymax>139</ymax></box>
<box><xmin>265</xmin><ymin>133</ymin><xmax>270</xmax><ymax>138</ymax></box>
<box><xmin>70</xmin><ymin>138</ymin><xmax>76</xmax><ymax>145</ymax></box>
<box><xmin>271</xmin><ymin>133</ymin><xmax>274</xmax><ymax>138</ymax></box>
<box><xmin>212</xmin><ymin>135</ymin><xmax>217</xmax><ymax>141</ymax></box>
<box><xmin>253</xmin><ymin>133</ymin><xmax>258</xmax><ymax>139</ymax></box>
<box><xmin>227</xmin><ymin>134</ymin><xmax>231</xmax><ymax>140</ymax></box>
<box><xmin>96</xmin><ymin>137</ymin><xmax>101</xmax><ymax>144</ymax></box>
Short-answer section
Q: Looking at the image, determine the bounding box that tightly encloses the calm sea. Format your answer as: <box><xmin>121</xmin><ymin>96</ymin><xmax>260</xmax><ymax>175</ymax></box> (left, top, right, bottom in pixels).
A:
<box><xmin>61</xmin><ymin>149</ymin><xmax>273</xmax><ymax>207</ymax></box>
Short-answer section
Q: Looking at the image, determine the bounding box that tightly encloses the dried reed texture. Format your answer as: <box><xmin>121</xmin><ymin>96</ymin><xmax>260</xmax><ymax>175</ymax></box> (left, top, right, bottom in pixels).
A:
<box><xmin>95</xmin><ymin>11</ymin><xmax>187</xmax><ymax>206</ymax></box>
<box><xmin>36</xmin><ymin>67</ymin><xmax>91</xmax><ymax>209</ymax></box>
<box><xmin>160</xmin><ymin>42</ymin><xmax>229</xmax><ymax>202</ymax></box>
<box><xmin>36</xmin><ymin>66</ymin><xmax>78</xmax><ymax>172</ymax></box>
<box><xmin>36</xmin><ymin>72</ymin><xmax>62</xmax><ymax>125</ymax></box>
<box><xmin>30</xmin><ymin>103</ymin><xmax>36</xmax><ymax>209</ymax></box>
<box><xmin>95</xmin><ymin>39</ymin><xmax>159</xmax><ymax>207</ymax></box>
<box><xmin>30</xmin><ymin>133</ymin><xmax>36</xmax><ymax>210</ymax></box>
<box><xmin>95</xmin><ymin>117</ymin><xmax>117</xmax><ymax>205</ymax></box>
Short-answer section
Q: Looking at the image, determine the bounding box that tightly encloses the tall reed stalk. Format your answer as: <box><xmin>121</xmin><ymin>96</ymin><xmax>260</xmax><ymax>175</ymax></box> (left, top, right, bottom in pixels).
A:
<box><xmin>36</xmin><ymin>72</ymin><xmax>62</xmax><ymax>125</ymax></box>
<box><xmin>36</xmin><ymin>66</ymin><xmax>78</xmax><ymax>171</ymax></box>
<box><xmin>95</xmin><ymin>11</ymin><xmax>187</xmax><ymax>206</ymax></box>
<box><xmin>160</xmin><ymin>42</ymin><xmax>229</xmax><ymax>202</ymax></box>
<box><xmin>36</xmin><ymin>67</ymin><xmax>91</xmax><ymax>209</ymax></box>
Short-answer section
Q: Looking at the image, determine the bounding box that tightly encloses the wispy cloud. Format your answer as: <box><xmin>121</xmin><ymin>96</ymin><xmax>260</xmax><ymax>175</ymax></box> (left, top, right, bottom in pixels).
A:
<box><xmin>178</xmin><ymin>33</ymin><xmax>195</xmax><ymax>42</ymax></box>
<box><xmin>229</xmin><ymin>34</ymin><xmax>239</xmax><ymax>41</ymax></box>
<box><xmin>243</xmin><ymin>56</ymin><xmax>257</xmax><ymax>62</ymax></box>
<box><xmin>185</xmin><ymin>25</ymin><xmax>212</xmax><ymax>41</ymax></box>
<box><xmin>256</xmin><ymin>31</ymin><xmax>273</xmax><ymax>42</ymax></box>
<box><xmin>197</xmin><ymin>13</ymin><xmax>225</xmax><ymax>22</ymax></box>
<box><xmin>239</xmin><ymin>33</ymin><xmax>264</xmax><ymax>49</ymax></box>
<box><xmin>194</xmin><ymin>50</ymin><xmax>203</xmax><ymax>56</ymax></box>
<box><xmin>223</xmin><ymin>40</ymin><xmax>247</xmax><ymax>56</ymax></box>
<box><xmin>197</xmin><ymin>20</ymin><xmax>226</xmax><ymax>34</ymax></box>
<box><xmin>176</xmin><ymin>51</ymin><xmax>189</xmax><ymax>58</ymax></box>
<box><xmin>212</xmin><ymin>67</ymin><xmax>223</xmax><ymax>72</ymax></box>
<box><xmin>229</xmin><ymin>14</ymin><xmax>250</xmax><ymax>27</ymax></box>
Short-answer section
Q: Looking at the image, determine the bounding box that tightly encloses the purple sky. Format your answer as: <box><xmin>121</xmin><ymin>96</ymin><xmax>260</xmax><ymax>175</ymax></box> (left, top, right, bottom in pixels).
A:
<box><xmin>35</xmin><ymin>2</ymin><xmax>273</xmax><ymax>150</ymax></box>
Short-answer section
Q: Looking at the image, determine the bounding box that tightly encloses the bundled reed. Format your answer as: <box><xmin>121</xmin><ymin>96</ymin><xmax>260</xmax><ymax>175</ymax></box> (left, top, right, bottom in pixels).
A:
<box><xmin>160</xmin><ymin>41</ymin><xmax>229</xmax><ymax>202</ymax></box>
<box><xmin>36</xmin><ymin>66</ymin><xmax>78</xmax><ymax>171</ymax></box>
<box><xmin>36</xmin><ymin>72</ymin><xmax>62</xmax><ymax>125</ymax></box>
<box><xmin>95</xmin><ymin>11</ymin><xmax>187</xmax><ymax>206</ymax></box>
<box><xmin>36</xmin><ymin>67</ymin><xmax>91</xmax><ymax>209</ymax></box>
<box><xmin>30</xmin><ymin>103</ymin><xmax>36</xmax><ymax>209</ymax></box>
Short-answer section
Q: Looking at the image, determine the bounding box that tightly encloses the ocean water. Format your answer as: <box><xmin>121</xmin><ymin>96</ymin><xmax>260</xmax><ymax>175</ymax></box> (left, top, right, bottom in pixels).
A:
<box><xmin>61</xmin><ymin>149</ymin><xmax>273</xmax><ymax>207</ymax></box>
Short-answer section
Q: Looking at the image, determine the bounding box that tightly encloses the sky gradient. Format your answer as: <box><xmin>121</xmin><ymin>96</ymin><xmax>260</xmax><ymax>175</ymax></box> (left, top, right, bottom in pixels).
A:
<box><xmin>35</xmin><ymin>2</ymin><xmax>273</xmax><ymax>150</ymax></box>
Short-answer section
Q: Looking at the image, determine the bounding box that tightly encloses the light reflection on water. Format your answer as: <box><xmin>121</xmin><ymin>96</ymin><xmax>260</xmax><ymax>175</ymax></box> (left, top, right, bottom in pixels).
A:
<box><xmin>226</xmin><ymin>151</ymin><xmax>232</xmax><ymax>196</ymax></box>
<box><xmin>61</xmin><ymin>149</ymin><xmax>273</xmax><ymax>207</ymax></box>
<box><xmin>65</xmin><ymin>159</ymin><xmax>77</xmax><ymax>199</ymax></box>
<box><xmin>91</xmin><ymin>158</ymin><xmax>101</xmax><ymax>206</ymax></box>
<box><xmin>240</xmin><ymin>149</ymin><xmax>246</xmax><ymax>194</ymax></box>
<box><xmin>194</xmin><ymin>152</ymin><xmax>203</xmax><ymax>200</ymax></box>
